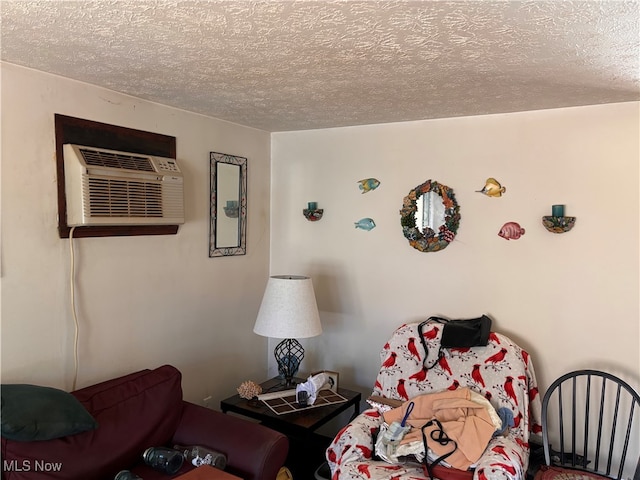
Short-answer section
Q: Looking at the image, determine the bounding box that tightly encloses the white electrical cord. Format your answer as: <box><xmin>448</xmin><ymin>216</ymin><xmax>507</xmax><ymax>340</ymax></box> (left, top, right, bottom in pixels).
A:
<box><xmin>69</xmin><ymin>227</ymin><xmax>79</xmax><ymax>391</ymax></box>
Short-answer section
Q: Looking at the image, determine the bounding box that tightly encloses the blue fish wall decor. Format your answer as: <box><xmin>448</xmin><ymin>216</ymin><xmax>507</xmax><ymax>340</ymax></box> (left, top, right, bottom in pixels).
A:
<box><xmin>357</xmin><ymin>178</ymin><xmax>381</xmax><ymax>193</ymax></box>
<box><xmin>354</xmin><ymin>218</ymin><xmax>376</xmax><ymax>231</ymax></box>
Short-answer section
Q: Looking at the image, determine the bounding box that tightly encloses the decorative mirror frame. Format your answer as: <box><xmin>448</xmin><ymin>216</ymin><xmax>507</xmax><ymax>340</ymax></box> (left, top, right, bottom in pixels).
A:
<box><xmin>209</xmin><ymin>152</ymin><xmax>247</xmax><ymax>257</ymax></box>
<box><xmin>400</xmin><ymin>179</ymin><xmax>461</xmax><ymax>252</ymax></box>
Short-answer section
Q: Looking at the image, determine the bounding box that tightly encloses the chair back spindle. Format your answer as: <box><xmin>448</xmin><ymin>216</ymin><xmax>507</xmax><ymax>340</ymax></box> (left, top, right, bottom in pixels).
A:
<box><xmin>540</xmin><ymin>370</ymin><xmax>640</xmax><ymax>480</ymax></box>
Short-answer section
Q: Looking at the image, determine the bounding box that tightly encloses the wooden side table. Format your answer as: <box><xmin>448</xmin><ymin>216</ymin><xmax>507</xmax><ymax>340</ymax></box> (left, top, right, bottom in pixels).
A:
<box><xmin>221</xmin><ymin>377</ymin><xmax>361</xmax><ymax>436</ymax></box>
<box><xmin>220</xmin><ymin>377</ymin><xmax>362</xmax><ymax>478</ymax></box>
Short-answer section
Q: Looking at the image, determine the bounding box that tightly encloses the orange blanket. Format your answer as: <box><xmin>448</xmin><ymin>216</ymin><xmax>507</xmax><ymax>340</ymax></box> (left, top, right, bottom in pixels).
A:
<box><xmin>383</xmin><ymin>388</ymin><xmax>495</xmax><ymax>470</ymax></box>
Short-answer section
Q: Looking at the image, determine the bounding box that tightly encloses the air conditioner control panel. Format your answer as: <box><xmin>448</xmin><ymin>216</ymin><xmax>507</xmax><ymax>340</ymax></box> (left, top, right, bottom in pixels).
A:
<box><xmin>154</xmin><ymin>157</ymin><xmax>181</xmax><ymax>173</ymax></box>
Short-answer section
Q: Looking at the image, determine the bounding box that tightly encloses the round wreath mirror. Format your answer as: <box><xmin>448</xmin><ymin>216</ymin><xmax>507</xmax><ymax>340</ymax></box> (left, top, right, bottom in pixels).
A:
<box><xmin>399</xmin><ymin>179</ymin><xmax>461</xmax><ymax>252</ymax></box>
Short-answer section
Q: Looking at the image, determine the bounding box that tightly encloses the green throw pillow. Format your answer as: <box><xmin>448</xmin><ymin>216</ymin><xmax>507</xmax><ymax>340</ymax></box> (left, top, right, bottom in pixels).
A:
<box><xmin>1</xmin><ymin>384</ymin><xmax>98</xmax><ymax>441</ymax></box>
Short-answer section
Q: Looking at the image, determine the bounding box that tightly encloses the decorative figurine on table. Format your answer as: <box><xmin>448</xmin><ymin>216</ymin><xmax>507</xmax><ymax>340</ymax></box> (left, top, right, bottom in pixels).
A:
<box><xmin>237</xmin><ymin>380</ymin><xmax>262</xmax><ymax>406</ymax></box>
<box><xmin>476</xmin><ymin>178</ymin><xmax>506</xmax><ymax>197</ymax></box>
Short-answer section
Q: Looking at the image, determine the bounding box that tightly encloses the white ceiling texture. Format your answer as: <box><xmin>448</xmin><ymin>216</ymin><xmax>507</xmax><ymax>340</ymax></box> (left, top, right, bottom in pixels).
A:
<box><xmin>2</xmin><ymin>1</ymin><xmax>639</xmax><ymax>132</ymax></box>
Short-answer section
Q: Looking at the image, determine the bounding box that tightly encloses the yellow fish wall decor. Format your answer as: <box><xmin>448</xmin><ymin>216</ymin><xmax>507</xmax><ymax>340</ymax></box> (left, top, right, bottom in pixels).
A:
<box><xmin>357</xmin><ymin>178</ymin><xmax>381</xmax><ymax>193</ymax></box>
<box><xmin>476</xmin><ymin>178</ymin><xmax>506</xmax><ymax>197</ymax></box>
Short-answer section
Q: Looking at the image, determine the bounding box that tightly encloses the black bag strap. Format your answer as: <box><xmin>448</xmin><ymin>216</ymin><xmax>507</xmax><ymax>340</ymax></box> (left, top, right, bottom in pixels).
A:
<box><xmin>418</xmin><ymin>317</ymin><xmax>448</xmax><ymax>370</ymax></box>
<box><xmin>421</xmin><ymin>419</ymin><xmax>458</xmax><ymax>480</ymax></box>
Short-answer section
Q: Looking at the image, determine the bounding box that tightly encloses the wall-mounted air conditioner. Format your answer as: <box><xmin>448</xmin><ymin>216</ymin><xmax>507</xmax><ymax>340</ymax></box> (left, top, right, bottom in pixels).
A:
<box><xmin>63</xmin><ymin>144</ymin><xmax>184</xmax><ymax>226</ymax></box>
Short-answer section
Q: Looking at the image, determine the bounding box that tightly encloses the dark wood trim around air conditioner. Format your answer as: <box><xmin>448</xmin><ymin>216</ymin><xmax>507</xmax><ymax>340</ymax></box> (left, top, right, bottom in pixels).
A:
<box><xmin>55</xmin><ymin>114</ymin><xmax>179</xmax><ymax>238</ymax></box>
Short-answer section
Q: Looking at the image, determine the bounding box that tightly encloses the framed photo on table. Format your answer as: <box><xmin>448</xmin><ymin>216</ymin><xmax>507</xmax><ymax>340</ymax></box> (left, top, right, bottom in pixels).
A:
<box><xmin>312</xmin><ymin>370</ymin><xmax>339</xmax><ymax>392</ymax></box>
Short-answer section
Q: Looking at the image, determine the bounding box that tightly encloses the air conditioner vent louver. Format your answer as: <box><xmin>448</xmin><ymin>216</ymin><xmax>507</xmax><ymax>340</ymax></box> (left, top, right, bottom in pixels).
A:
<box><xmin>85</xmin><ymin>178</ymin><xmax>163</xmax><ymax>218</ymax></box>
<box><xmin>79</xmin><ymin>148</ymin><xmax>155</xmax><ymax>172</ymax></box>
<box><xmin>64</xmin><ymin>144</ymin><xmax>184</xmax><ymax>226</ymax></box>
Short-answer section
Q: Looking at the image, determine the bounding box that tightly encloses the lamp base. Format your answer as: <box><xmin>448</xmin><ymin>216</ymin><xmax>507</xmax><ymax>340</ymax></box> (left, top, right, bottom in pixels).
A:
<box><xmin>274</xmin><ymin>338</ymin><xmax>305</xmax><ymax>386</ymax></box>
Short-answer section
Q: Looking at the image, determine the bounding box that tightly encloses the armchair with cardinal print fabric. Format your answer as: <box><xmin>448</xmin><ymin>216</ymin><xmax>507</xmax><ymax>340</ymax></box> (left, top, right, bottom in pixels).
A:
<box><xmin>326</xmin><ymin>322</ymin><xmax>542</xmax><ymax>480</ymax></box>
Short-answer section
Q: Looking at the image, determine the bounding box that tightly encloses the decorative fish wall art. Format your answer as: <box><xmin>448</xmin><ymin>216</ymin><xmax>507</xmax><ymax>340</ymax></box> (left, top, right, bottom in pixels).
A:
<box><xmin>476</xmin><ymin>178</ymin><xmax>506</xmax><ymax>197</ymax></box>
<box><xmin>357</xmin><ymin>178</ymin><xmax>380</xmax><ymax>194</ymax></box>
<box><xmin>354</xmin><ymin>218</ymin><xmax>376</xmax><ymax>231</ymax></box>
<box><xmin>498</xmin><ymin>222</ymin><xmax>525</xmax><ymax>240</ymax></box>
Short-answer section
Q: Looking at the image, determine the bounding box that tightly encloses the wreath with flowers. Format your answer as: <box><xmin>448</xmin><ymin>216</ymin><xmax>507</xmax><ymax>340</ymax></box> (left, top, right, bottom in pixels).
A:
<box><xmin>399</xmin><ymin>179</ymin><xmax>461</xmax><ymax>252</ymax></box>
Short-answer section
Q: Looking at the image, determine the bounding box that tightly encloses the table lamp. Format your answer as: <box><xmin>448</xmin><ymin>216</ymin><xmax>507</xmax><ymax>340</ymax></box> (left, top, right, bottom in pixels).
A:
<box><xmin>253</xmin><ymin>275</ymin><xmax>322</xmax><ymax>386</ymax></box>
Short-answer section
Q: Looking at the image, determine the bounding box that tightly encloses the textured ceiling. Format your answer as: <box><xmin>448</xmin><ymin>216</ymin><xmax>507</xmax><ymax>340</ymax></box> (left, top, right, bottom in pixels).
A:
<box><xmin>2</xmin><ymin>1</ymin><xmax>639</xmax><ymax>132</ymax></box>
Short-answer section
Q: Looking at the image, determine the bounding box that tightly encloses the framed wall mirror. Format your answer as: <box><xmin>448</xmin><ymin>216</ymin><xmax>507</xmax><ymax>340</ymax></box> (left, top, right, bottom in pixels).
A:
<box><xmin>399</xmin><ymin>179</ymin><xmax>461</xmax><ymax>253</ymax></box>
<box><xmin>209</xmin><ymin>152</ymin><xmax>247</xmax><ymax>257</ymax></box>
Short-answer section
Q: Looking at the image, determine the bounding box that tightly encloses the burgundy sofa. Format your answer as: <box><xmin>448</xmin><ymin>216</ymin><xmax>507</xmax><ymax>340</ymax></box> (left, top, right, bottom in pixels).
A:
<box><xmin>1</xmin><ymin>365</ymin><xmax>288</xmax><ymax>480</ymax></box>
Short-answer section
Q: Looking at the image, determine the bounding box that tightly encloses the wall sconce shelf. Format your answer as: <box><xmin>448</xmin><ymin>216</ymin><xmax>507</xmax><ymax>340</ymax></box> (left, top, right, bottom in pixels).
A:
<box><xmin>224</xmin><ymin>200</ymin><xmax>239</xmax><ymax>218</ymax></box>
<box><xmin>303</xmin><ymin>209</ymin><xmax>324</xmax><ymax>221</ymax></box>
<box><xmin>304</xmin><ymin>202</ymin><xmax>323</xmax><ymax>221</ymax></box>
<box><xmin>542</xmin><ymin>216</ymin><xmax>576</xmax><ymax>233</ymax></box>
<box><xmin>224</xmin><ymin>207</ymin><xmax>239</xmax><ymax>218</ymax></box>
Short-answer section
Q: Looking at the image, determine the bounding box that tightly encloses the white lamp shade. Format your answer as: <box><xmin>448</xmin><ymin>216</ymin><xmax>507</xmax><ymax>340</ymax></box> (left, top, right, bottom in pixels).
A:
<box><xmin>254</xmin><ymin>275</ymin><xmax>322</xmax><ymax>339</ymax></box>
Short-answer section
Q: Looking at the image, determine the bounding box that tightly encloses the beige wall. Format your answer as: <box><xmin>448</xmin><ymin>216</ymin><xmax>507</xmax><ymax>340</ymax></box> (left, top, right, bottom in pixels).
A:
<box><xmin>0</xmin><ymin>63</ymin><xmax>272</xmax><ymax>408</ymax></box>
<box><xmin>270</xmin><ymin>102</ymin><xmax>640</xmax><ymax>396</ymax></box>
<box><xmin>1</xmin><ymin>61</ymin><xmax>638</xmax><ymax>422</ymax></box>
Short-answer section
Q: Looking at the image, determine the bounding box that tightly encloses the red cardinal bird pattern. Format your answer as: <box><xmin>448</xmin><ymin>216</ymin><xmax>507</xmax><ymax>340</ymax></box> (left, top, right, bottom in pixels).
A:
<box><xmin>357</xmin><ymin>464</ymin><xmax>371</xmax><ymax>478</ymax></box>
<box><xmin>438</xmin><ymin>355</ymin><xmax>453</xmax><ymax>375</ymax></box>
<box><xmin>355</xmin><ymin>444</ymin><xmax>372</xmax><ymax>459</ymax></box>
<box><xmin>513</xmin><ymin>411</ymin><xmax>523</xmax><ymax>428</ymax></box>
<box><xmin>381</xmin><ymin>351</ymin><xmax>397</xmax><ymax>369</ymax></box>
<box><xmin>407</xmin><ymin>337</ymin><xmax>421</xmax><ymax>361</ymax></box>
<box><xmin>492</xmin><ymin>463</ymin><xmax>517</xmax><ymax>476</ymax></box>
<box><xmin>374</xmin><ymin>465</ymin><xmax>402</xmax><ymax>471</ymax></box>
<box><xmin>327</xmin><ymin>447</ymin><xmax>337</xmax><ymax>464</ymax></box>
<box><xmin>423</xmin><ymin>326</ymin><xmax>439</xmax><ymax>340</ymax></box>
<box><xmin>485</xmin><ymin>347</ymin><xmax>508</xmax><ymax>364</ymax></box>
<box><xmin>471</xmin><ymin>363</ymin><xmax>486</xmax><ymax>387</ymax></box>
<box><xmin>396</xmin><ymin>378</ymin><xmax>409</xmax><ymax>400</ymax></box>
<box><xmin>491</xmin><ymin>445</ymin><xmax>509</xmax><ymax>459</ymax></box>
<box><xmin>329</xmin><ymin>323</ymin><xmax>542</xmax><ymax>480</ymax></box>
<box><xmin>409</xmin><ymin>366</ymin><xmax>428</xmax><ymax>382</ymax></box>
<box><xmin>504</xmin><ymin>376</ymin><xmax>519</xmax><ymax>406</ymax></box>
